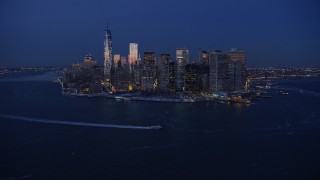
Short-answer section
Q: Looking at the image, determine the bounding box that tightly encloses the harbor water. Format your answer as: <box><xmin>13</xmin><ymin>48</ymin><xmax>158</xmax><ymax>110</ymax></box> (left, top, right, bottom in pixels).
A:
<box><xmin>0</xmin><ymin>71</ymin><xmax>319</xmax><ymax>179</ymax></box>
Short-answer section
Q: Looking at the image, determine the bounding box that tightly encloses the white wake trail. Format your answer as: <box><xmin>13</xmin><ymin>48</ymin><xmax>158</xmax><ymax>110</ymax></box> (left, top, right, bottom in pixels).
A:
<box><xmin>0</xmin><ymin>115</ymin><xmax>153</xmax><ymax>130</ymax></box>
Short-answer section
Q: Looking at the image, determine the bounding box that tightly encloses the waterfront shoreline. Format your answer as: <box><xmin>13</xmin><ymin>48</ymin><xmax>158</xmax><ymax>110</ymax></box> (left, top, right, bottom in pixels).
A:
<box><xmin>62</xmin><ymin>91</ymin><xmax>251</xmax><ymax>104</ymax></box>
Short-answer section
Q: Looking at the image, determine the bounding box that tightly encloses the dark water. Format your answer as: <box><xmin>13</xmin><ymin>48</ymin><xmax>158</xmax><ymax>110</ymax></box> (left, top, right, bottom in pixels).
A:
<box><xmin>0</xmin><ymin>72</ymin><xmax>320</xmax><ymax>179</ymax></box>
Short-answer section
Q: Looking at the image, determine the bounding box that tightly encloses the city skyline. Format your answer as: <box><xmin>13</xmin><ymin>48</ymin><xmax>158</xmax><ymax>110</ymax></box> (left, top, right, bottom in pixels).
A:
<box><xmin>0</xmin><ymin>0</ymin><xmax>319</xmax><ymax>67</ymax></box>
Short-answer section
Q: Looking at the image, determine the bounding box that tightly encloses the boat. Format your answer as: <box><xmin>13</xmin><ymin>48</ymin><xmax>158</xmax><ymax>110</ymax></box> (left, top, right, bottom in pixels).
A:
<box><xmin>150</xmin><ymin>125</ymin><xmax>162</xmax><ymax>129</ymax></box>
<box><xmin>280</xmin><ymin>91</ymin><xmax>289</xmax><ymax>95</ymax></box>
<box><xmin>115</xmin><ymin>96</ymin><xmax>130</xmax><ymax>101</ymax></box>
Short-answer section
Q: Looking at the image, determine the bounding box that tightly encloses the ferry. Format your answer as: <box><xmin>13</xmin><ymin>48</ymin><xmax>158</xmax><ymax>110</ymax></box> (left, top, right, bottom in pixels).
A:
<box><xmin>280</xmin><ymin>91</ymin><xmax>289</xmax><ymax>95</ymax></box>
<box><xmin>115</xmin><ymin>96</ymin><xmax>130</xmax><ymax>101</ymax></box>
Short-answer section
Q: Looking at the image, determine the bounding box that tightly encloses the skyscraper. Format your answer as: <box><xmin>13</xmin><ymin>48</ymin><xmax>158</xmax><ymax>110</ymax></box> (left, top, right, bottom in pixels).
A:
<box><xmin>138</xmin><ymin>53</ymin><xmax>142</xmax><ymax>65</ymax></box>
<box><xmin>141</xmin><ymin>66</ymin><xmax>154</xmax><ymax>92</ymax></box>
<box><xmin>141</xmin><ymin>52</ymin><xmax>156</xmax><ymax>92</ymax></box>
<box><xmin>114</xmin><ymin>54</ymin><xmax>120</xmax><ymax>69</ymax></box>
<box><xmin>176</xmin><ymin>48</ymin><xmax>189</xmax><ymax>64</ymax></box>
<box><xmin>228</xmin><ymin>60</ymin><xmax>242</xmax><ymax>91</ymax></box>
<box><xmin>199</xmin><ymin>50</ymin><xmax>209</xmax><ymax>65</ymax></box>
<box><xmin>143</xmin><ymin>52</ymin><xmax>156</xmax><ymax>65</ymax></box>
<box><xmin>209</xmin><ymin>50</ymin><xmax>229</xmax><ymax>92</ymax></box>
<box><xmin>158</xmin><ymin>54</ymin><xmax>170</xmax><ymax>92</ymax></box>
<box><xmin>128</xmin><ymin>43</ymin><xmax>138</xmax><ymax>65</ymax></box>
<box><xmin>160</xmin><ymin>54</ymin><xmax>170</xmax><ymax>63</ymax></box>
<box><xmin>104</xmin><ymin>20</ymin><xmax>113</xmax><ymax>82</ymax></box>
<box><xmin>227</xmin><ymin>48</ymin><xmax>247</xmax><ymax>90</ymax></box>
<box><xmin>176</xmin><ymin>56</ymin><xmax>185</xmax><ymax>92</ymax></box>
<box><xmin>83</xmin><ymin>54</ymin><xmax>97</xmax><ymax>68</ymax></box>
<box><xmin>168</xmin><ymin>62</ymin><xmax>176</xmax><ymax>93</ymax></box>
<box><xmin>198</xmin><ymin>64</ymin><xmax>210</xmax><ymax>93</ymax></box>
<box><xmin>128</xmin><ymin>43</ymin><xmax>139</xmax><ymax>81</ymax></box>
<box><xmin>121</xmin><ymin>56</ymin><xmax>128</xmax><ymax>65</ymax></box>
<box><xmin>185</xmin><ymin>64</ymin><xmax>200</xmax><ymax>93</ymax></box>
<box><xmin>175</xmin><ymin>48</ymin><xmax>188</xmax><ymax>92</ymax></box>
<box><xmin>133</xmin><ymin>64</ymin><xmax>141</xmax><ymax>88</ymax></box>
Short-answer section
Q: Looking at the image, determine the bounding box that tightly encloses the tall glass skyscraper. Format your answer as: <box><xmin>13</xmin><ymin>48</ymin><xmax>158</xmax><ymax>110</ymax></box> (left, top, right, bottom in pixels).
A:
<box><xmin>199</xmin><ymin>50</ymin><xmax>209</xmax><ymax>65</ymax></box>
<box><xmin>227</xmin><ymin>48</ymin><xmax>247</xmax><ymax>90</ymax></box>
<box><xmin>128</xmin><ymin>43</ymin><xmax>138</xmax><ymax>65</ymax></box>
<box><xmin>143</xmin><ymin>52</ymin><xmax>156</xmax><ymax>65</ymax></box>
<box><xmin>176</xmin><ymin>56</ymin><xmax>185</xmax><ymax>92</ymax></box>
<box><xmin>168</xmin><ymin>62</ymin><xmax>176</xmax><ymax>93</ymax></box>
<box><xmin>128</xmin><ymin>43</ymin><xmax>138</xmax><ymax>77</ymax></box>
<box><xmin>158</xmin><ymin>54</ymin><xmax>170</xmax><ymax>92</ymax></box>
<box><xmin>209</xmin><ymin>50</ymin><xmax>229</xmax><ymax>92</ymax></box>
<box><xmin>113</xmin><ymin>54</ymin><xmax>120</xmax><ymax>69</ymax></box>
<box><xmin>176</xmin><ymin>48</ymin><xmax>189</xmax><ymax>65</ymax></box>
<box><xmin>104</xmin><ymin>21</ymin><xmax>113</xmax><ymax>82</ymax></box>
<box><xmin>175</xmin><ymin>48</ymin><xmax>188</xmax><ymax>92</ymax></box>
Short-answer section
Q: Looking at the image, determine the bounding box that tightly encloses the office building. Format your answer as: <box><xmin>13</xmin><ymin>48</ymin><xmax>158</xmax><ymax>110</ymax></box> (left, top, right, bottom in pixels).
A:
<box><xmin>83</xmin><ymin>54</ymin><xmax>97</xmax><ymax>68</ymax></box>
<box><xmin>103</xmin><ymin>21</ymin><xmax>113</xmax><ymax>82</ymax></box>
<box><xmin>176</xmin><ymin>48</ymin><xmax>189</xmax><ymax>64</ymax></box>
<box><xmin>168</xmin><ymin>62</ymin><xmax>176</xmax><ymax>93</ymax></box>
<box><xmin>228</xmin><ymin>60</ymin><xmax>242</xmax><ymax>91</ymax></box>
<box><xmin>199</xmin><ymin>50</ymin><xmax>209</xmax><ymax>65</ymax></box>
<box><xmin>185</xmin><ymin>64</ymin><xmax>200</xmax><ymax>93</ymax></box>
<box><xmin>209</xmin><ymin>50</ymin><xmax>229</xmax><ymax>92</ymax></box>
<box><xmin>198</xmin><ymin>64</ymin><xmax>210</xmax><ymax>93</ymax></box>
<box><xmin>158</xmin><ymin>54</ymin><xmax>170</xmax><ymax>92</ymax></box>
<box><xmin>141</xmin><ymin>65</ymin><xmax>154</xmax><ymax>92</ymax></box>
<box><xmin>128</xmin><ymin>43</ymin><xmax>138</xmax><ymax>65</ymax></box>
<box><xmin>227</xmin><ymin>48</ymin><xmax>247</xmax><ymax>90</ymax></box>
<box><xmin>176</xmin><ymin>56</ymin><xmax>185</xmax><ymax>92</ymax></box>
<box><xmin>144</xmin><ymin>52</ymin><xmax>156</xmax><ymax>65</ymax></box>
<box><xmin>114</xmin><ymin>54</ymin><xmax>120</xmax><ymax>69</ymax></box>
<box><xmin>121</xmin><ymin>56</ymin><xmax>128</xmax><ymax>65</ymax></box>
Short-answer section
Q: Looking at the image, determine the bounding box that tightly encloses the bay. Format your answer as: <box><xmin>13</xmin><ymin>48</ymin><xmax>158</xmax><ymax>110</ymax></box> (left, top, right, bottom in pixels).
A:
<box><xmin>0</xmin><ymin>72</ymin><xmax>319</xmax><ymax>179</ymax></box>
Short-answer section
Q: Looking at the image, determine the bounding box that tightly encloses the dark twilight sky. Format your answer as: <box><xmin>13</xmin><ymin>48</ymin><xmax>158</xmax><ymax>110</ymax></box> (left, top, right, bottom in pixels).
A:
<box><xmin>0</xmin><ymin>0</ymin><xmax>319</xmax><ymax>67</ymax></box>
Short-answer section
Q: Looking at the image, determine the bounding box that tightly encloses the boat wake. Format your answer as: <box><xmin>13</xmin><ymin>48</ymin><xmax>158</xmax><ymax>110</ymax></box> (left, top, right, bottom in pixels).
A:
<box><xmin>0</xmin><ymin>114</ymin><xmax>155</xmax><ymax>130</ymax></box>
<box><xmin>129</xmin><ymin>144</ymin><xmax>179</xmax><ymax>151</ymax></box>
